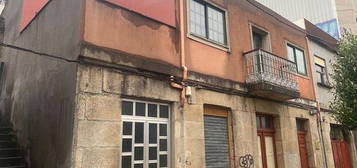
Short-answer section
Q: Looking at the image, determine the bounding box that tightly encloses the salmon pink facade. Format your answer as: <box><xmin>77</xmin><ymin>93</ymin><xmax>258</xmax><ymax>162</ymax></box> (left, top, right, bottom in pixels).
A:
<box><xmin>82</xmin><ymin>0</ymin><xmax>316</xmax><ymax>100</ymax></box>
<box><xmin>20</xmin><ymin>0</ymin><xmax>49</xmax><ymax>30</ymax></box>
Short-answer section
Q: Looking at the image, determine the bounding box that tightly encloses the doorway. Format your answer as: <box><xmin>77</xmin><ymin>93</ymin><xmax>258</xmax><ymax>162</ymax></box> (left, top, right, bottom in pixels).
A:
<box><xmin>330</xmin><ymin>125</ymin><xmax>352</xmax><ymax>168</ymax></box>
<box><xmin>296</xmin><ymin>119</ymin><xmax>309</xmax><ymax>168</ymax></box>
<box><xmin>256</xmin><ymin>114</ymin><xmax>277</xmax><ymax>168</ymax></box>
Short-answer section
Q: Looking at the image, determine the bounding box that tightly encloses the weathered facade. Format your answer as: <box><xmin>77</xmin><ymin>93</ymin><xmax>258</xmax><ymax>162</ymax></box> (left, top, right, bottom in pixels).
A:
<box><xmin>0</xmin><ymin>0</ymin><xmax>82</xmax><ymax>167</ymax></box>
<box><xmin>0</xmin><ymin>0</ymin><xmax>356</xmax><ymax>168</ymax></box>
<box><xmin>304</xmin><ymin>19</ymin><xmax>357</xmax><ymax>168</ymax></box>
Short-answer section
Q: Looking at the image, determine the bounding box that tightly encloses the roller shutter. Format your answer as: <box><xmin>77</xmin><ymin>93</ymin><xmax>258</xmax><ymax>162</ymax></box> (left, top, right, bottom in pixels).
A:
<box><xmin>204</xmin><ymin>115</ymin><xmax>230</xmax><ymax>168</ymax></box>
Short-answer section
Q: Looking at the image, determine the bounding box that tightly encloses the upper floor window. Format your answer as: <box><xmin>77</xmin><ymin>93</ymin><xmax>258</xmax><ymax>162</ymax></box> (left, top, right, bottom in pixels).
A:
<box><xmin>287</xmin><ymin>44</ymin><xmax>307</xmax><ymax>76</ymax></box>
<box><xmin>314</xmin><ymin>56</ymin><xmax>330</xmax><ymax>86</ymax></box>
<box><xmin>189</xmin><ymin>0</ymin><xmax>227</xmax><ymax>45</ymax></box>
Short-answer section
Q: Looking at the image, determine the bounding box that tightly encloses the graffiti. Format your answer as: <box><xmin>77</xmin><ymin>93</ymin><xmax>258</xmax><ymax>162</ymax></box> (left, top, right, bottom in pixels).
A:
<box><xmin>239</xmin><ymin>154</ymin><xmax>254</xmax><ymax>168</ymax></box>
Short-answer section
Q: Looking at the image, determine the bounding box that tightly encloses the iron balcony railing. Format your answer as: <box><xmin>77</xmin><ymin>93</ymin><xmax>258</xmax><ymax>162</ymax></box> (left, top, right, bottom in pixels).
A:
<box><xmin>245</xmin><ymin>49</ymin><xmax>299</xmax><ymax>91</ymax></box>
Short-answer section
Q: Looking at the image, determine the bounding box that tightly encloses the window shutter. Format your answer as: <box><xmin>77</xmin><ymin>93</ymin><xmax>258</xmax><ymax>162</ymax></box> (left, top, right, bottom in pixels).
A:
<box><xmin>314</xmin><ymin>56</ymin><xmax>326</xmax><ymax>67</ymax></box>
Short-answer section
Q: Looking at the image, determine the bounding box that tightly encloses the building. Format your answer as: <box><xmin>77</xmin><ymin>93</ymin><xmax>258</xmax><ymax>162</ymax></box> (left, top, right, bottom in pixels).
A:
<box><xmin>335</xmin><ymin>0</ymin><xmax>357</xmax><ymax>34</ymax></box>
<box><xmin>257</xmin><ymin>0</ymin><xmax>337</xmax><ymax>24</ymax></box>
<box><xmin>257</xmin><ymin>0</ymin><xmax>357</xmax><ymax>37</ymax></box>
<box><xmin>0</xmin><ymin>0</ymin><xmax>356</xmax><ymax>168</ymax></box>
<box><xmin>301</xmin><ymin>19</ymin><xmax>357</xmax><ymax>168</ymax></box>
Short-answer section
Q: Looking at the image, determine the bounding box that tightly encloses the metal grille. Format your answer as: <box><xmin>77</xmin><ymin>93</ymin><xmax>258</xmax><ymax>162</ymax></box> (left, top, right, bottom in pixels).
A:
<box><xmin>245</xmin><ymin>49</ymin><xmax>299</xmax><ymax>91</ymax></box>
<box><xmin>121</xmin><ymin>100</ymin><xmax>170</xmax><ymax>168</ymax></box>
<box><xmin>204</xmin><ymin>116</ymin><xmax>229</xmax><ymax>168</ymax></box>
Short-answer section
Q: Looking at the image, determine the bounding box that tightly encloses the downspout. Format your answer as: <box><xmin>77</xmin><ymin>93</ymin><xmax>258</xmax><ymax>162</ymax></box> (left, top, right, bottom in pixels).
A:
<box><xmin>179</xmin><ymin>0</ymin><xmax>188</xmax><ymax>104</ymax></box>
<box><xmin>305</xmin><ymin>36</ymin><xmax>329</xmax><ymax>168</ymax></box>
<box><xmin>170</xmin><ymin>0</ymin><xmax>188</xmax><ymax>107</ymax></box>
<box><xmin>317</xmin><ymin>101</ymin><xmax>329</xmax><ymax>168</ymax></box>
<box><xmin>171</xmin><ymin>1</ymin><xmax>189</xmax><ymax>167</ymax></box>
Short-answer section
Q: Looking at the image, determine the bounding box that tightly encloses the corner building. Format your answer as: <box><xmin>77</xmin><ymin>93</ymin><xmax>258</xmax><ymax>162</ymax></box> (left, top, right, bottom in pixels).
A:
<box><xmin>0</xmin><ymin>0</ymin><xmax>356</xmax><ymax>168</ymax></box>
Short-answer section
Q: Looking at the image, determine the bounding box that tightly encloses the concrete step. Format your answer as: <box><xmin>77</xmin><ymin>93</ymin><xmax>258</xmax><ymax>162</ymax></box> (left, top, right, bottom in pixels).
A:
<box><xmin>0</xmin><ymin>128</ymin><xmax>12</xmax><ymax>134</ymax></box>
<box><xmin>0</xmin><ymin>166</ymin><xmax>25</xmax><ymax>168</ymax></box>
<box><xmin>0</xmin><ymin>156</ymin><xmax>25</xmax><ymax>167</ymax></box>
<box><xmin>0</xmin><ymin>148</ymin><xmax>23</xmax><ymax>157</ymax></box>
<box><xmin>0</xmin><ymin>135</ymin><xmax>15</xmax><ymax>141</ymax></box>
<box><xmin>0</xmin><ymin>141</ymin><xmax>17</xmax><ymax>148</ymax></box>
<box><xmin>0</xmin><ymin>125</ymin><xmax>26</xmax><ymax>167</ymax></box>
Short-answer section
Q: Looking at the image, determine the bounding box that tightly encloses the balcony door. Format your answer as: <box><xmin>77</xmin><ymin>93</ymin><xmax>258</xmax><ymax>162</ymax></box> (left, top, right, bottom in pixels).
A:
<box><xmin>256</xmin><ymin>115</ymin><xmax>277</xmax><ymax>168</ymax></box>
<box><xmin>250</xmin><ymin>25</ymin><xmax>271</xmax><ymax>51</ymax></box>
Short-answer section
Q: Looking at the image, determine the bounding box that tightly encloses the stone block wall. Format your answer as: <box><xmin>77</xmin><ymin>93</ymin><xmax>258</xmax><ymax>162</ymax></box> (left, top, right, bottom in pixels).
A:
<box><xmin>71</xmin><ymin>63</ymin><xmax>357</xmax><ymax>168</ymax></box>
<box><xmin>72</xmin><ymin>64</ymin><xmax>182</xmax><ymax>168</ymax></box>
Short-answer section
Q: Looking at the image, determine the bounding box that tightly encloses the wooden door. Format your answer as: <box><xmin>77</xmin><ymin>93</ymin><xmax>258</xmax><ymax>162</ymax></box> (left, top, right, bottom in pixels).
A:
<box><xmin>331</xmin><ymin>140</ymin><xmax>352</xmax><ymax>168</ymax></box>
<box><xmin>297</xmin><ymin>131</ymin><xmax>309</xmax><ymax>168</ymax></box>
<box><xmin>330</xmin><ymin>125</ymin><xmax>352</xmax><ymax>168</ymax></box>
<box><xmin>256</xmin><ymin>115</ymin><xmax>277</xmax><ymax>168</ymax></box>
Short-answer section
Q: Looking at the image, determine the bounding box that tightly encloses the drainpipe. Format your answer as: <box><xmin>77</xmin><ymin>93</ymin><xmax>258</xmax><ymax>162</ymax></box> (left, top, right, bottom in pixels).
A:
<box><xmin>317</xmin><ymin>101</ymin><xmax>329</xmax><ymax>168</ymax></box>
<box><xmin>179</xmin><ymin>0</ymin><xmax>188</xmax><ymax>105</ymax></box>
<box><xmin>169</xmin><ymin>2</ymin><xmax>189</xmax><ymax>167</ymax></box>
<box><xmin>170</xmin><ymin>0</ymin><xmax>188</xmax><ymax>107</ymax></box>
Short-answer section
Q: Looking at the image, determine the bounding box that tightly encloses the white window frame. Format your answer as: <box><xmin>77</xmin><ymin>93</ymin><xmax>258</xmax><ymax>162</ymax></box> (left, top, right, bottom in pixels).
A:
<box><xmin>121</xmin><ymin>99</ymin><xmax>171</xmax><ymax>168</ymax></box>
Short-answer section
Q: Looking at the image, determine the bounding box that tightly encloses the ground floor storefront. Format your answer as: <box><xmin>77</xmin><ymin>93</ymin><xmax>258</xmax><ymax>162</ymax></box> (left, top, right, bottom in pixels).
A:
<box><xmin>72</xmin><ymin>63</ymin><xmax>357</xmax><ymax>168</ymax></box>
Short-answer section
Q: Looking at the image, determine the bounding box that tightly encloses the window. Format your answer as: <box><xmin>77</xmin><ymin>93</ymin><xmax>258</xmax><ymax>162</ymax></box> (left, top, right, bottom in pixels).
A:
<box><xmin>287</xmin><ymin>44</ymin><xmax>307</xmax><ymax>75</ymax></box>
<box><xmin>121</xmin><ymin>100</ymin><xmax>170</xmax><ymax>168</ymax></box>
<box><xmin>189</xmin><ymin>0</ymin><xmax>227</xmax><ymax>45</ymax></box>
<box><xmin>330</xmin><ymin>125</ymin><xmax>347</xmax><ymax>141</ymax></box>
<box><xmin>251</xmin><ymin>26</ymin><xmax>270</xmax><ymax>50</ymax></box>
<box><xmin>296</xmin><ymin>119</ymin><xmax>306</xmax><ymax>132</ymax></box>
<box><xmin>256</xmin><ymin>115</ymin><xmax>276</xmax><ymax>168</ymax></box>
<box><xmin>314</xmin><ymin>56</ymin><xmax>329</xmax><ymax>86</ymax></box>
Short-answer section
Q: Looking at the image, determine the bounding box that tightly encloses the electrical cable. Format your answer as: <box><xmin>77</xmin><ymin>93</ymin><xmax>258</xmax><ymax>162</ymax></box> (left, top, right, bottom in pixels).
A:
<box><xmin>0</xmin><ymin>42</ymin><xmax>79</xmax><ymax>63</ymax></box>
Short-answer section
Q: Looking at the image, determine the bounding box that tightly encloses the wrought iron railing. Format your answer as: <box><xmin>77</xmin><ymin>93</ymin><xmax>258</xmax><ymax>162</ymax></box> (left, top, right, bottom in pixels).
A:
<box><xmin>245</xmin><ymin>49</ymin><xmax>299</xmax><ymax>91</ymax></box>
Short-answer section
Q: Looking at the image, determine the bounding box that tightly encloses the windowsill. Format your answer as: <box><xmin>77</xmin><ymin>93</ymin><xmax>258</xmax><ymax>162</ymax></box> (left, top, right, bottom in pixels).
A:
<box><xmin>317</xmin><ymin>82</ymin><xmax>333</xmax><ymax>89</ymax></box>
<box><xmin>295</xmin><ymin>72</ymin><xmax>310</xmax><ymax>79</ymax></box>
<box><xmin>187</xmin><ymin>33</ymin><xmax>230</xmax><ymax>52</ymax></box>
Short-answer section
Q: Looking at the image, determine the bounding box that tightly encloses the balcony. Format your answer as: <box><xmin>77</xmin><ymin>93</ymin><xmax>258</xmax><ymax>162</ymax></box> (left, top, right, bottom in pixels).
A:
<box><xmin>244</xmin><ymin>49</ymin><xmax>300</xmax><ymax>100</ymax></box>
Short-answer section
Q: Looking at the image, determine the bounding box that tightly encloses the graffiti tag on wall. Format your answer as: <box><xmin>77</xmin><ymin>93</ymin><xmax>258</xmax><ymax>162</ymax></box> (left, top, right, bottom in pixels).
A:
<box><xmin>239</xmin><ymin>154</ymin><xmax>254</xmax><ymax>168</ymax></box>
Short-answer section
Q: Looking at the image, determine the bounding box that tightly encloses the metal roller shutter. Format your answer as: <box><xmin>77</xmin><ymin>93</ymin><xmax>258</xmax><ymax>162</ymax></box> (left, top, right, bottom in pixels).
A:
<box><xmin>204</xmin><ymin>115</ymin><xmax>230</xmax><ymax>168</ymax></box>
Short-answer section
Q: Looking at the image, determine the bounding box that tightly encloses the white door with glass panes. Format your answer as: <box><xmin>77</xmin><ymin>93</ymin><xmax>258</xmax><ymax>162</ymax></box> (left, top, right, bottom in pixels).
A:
<box><xmin>121</xmin><ymin>100</ymin><xmax>170</xmax><ymax>168</ymax></box>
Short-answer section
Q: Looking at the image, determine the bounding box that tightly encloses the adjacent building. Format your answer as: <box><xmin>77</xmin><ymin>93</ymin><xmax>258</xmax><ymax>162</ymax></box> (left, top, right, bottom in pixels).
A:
<box><xmin>301</xmin><ymin>19</ymin><xmax>357</xmax><ymax>168</ymax></box>
<box><xmin>335</xmin><ymin>0</ymin><xmax>357</xmax><ymax>34</ymax></box>
<box><xmin>0</xmin><ymin>0</ymin><xmax>356</xmax><ymax>168</ymax></box>
<box><xmin>257</xmin><ymin>0</ymin><xmax>357</xmax><ymax>37</ymax></box>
